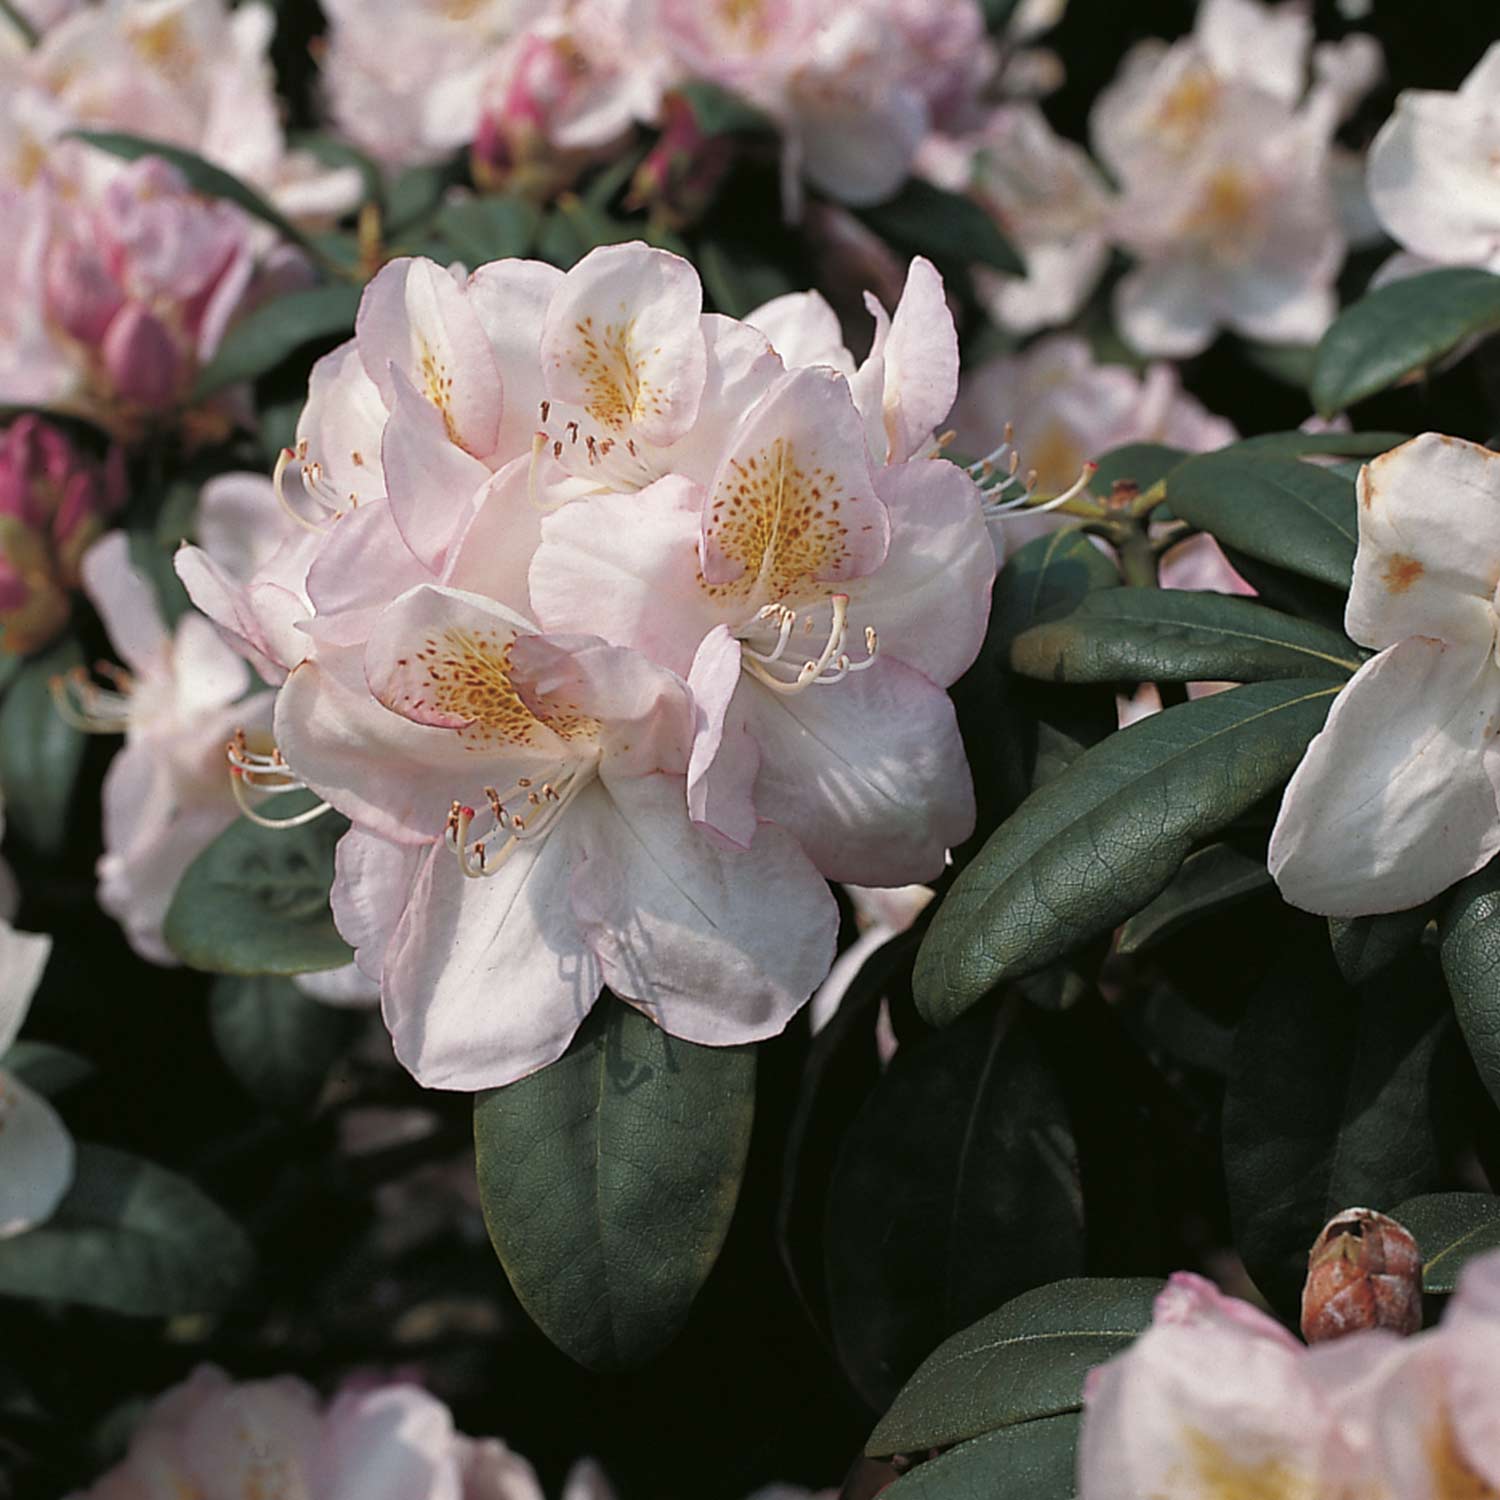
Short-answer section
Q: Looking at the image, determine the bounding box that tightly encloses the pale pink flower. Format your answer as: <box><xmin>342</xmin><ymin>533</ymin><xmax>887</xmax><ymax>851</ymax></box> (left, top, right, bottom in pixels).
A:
<box><xmin>67</xmin><ymin>1365</ymin><xmax>551</xmax><ymax>1500</ymax></box>
<box><xmin>1269</xmin><ymin>433</ymin><xmax>1500</xmax><ymax>917</ymax></box>
<box><xmin>0</xmin><ymin>813</ymin><xmax>71</xmax><ymax>1239</ymax></box>
<box><xmin>11</xmin><ymin>0</ymin><xmax>360</xmax><ymax>221</ymax></box>
<box><xmin>1367</xmin><ymin>43</ymin><xmax>1500</xmax><ymax>276</ymax></box>
<box><xmin>1090</xmin><ymin>0</ymin><xmax>1380</xmax><ymax>357</ymax></box>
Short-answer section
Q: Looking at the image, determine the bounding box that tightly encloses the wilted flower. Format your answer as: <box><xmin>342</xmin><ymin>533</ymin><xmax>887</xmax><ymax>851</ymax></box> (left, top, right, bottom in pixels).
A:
<box><xmin>1302</xmin><ymin>1208</ymin><xmax>1423</xmax><ymax>1344</ymax></box>
<box><xmin>0</xmin><ymin>415</ymin><xmax>123</xmax><ymax>654</ymax></box>
<box><xmin>1270</xmin><ymin>433</ymin><xmax>1500</xmax><ymax>917</ymax></box>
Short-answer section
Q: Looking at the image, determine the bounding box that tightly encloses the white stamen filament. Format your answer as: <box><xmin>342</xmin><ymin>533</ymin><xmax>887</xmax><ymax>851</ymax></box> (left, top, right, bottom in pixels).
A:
<box><xmin>739</xmin><ymin>594</ymin><xmax>879</xmax><ymax>695</ymax></box>
<box><xmin>531</xmin><ymin>400</ymin><xmax>659</xmax><ymax>500</ymax></box>
<box><xmin>50</xmin><ymin>663</ymin><xmax>133</xmax><ymax>733</ymax></box>
<box><xmin>272</xmin><ymin>447</ymin><xmax>342</xmax><ymax>534</ymax></box>
<box><xmin>443</xmin><ymin>762</ymin><xmax>589</xmax><ymax>878</ymax></box>
<box><xmin>226</xmin><ymin>731</ymin><xmax>333</xmax><ymax>829</ymax></box>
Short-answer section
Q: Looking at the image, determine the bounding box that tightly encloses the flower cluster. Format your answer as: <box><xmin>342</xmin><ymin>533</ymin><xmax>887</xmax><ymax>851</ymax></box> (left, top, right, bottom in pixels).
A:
<box><xmin>174</xmin><ymin>242</ymin><xmax>994</xmax><ymax>1089</ymax></box>
<box><xmin>1078</xmin><ymin>1246</ymin><xmax>1500</xmax><ymax>1497</ymax></box>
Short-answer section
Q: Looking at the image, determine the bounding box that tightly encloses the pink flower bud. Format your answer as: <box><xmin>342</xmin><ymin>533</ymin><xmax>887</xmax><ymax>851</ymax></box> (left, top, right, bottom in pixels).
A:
<box><xmin>101</xmin><ymin>303</ymin><xmax>185</xmax><ymax>411</ymax></box>
<box><xmin>1300</xmin><ymin>1207</ymin><xmax>1423</xmax><ymax>1344</ymax></box>
<box><xmin>627</xmin><ymin>92</ymin><xmax>733</xmax><ymax>230</ymax></box>
<box><xmin>43</xmin><ymin>236</ymin><xmax>126</xmax><ymax>346</ymax></box>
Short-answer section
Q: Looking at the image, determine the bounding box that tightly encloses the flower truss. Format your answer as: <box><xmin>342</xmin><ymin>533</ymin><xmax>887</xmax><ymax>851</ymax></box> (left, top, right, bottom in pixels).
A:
<box><xmin>176</xmin><ymin>242</ymin><xmax>995</xmax><ymax>1090</ymax></box>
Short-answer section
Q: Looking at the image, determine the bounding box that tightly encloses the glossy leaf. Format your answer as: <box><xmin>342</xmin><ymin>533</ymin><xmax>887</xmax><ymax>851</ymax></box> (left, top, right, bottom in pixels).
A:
<box><xmin>1224</xmin><ymin>943</ymin><xmax>1455</xmax><ymax>1313</ymax></box>
<box><xmin>209</xmin><ymin>974</ymin><xmax>361</xmax><ymax>1115</ymax></box>
<box><xmin>0</xmin><ymin>1144</ymin><xmax>253</xmax><ymax>1315</ymax></box>
<box><xmin>1166</xmin><ymin>453</ymin><xmax>1358</xmax><ymax>592</ymax></box>
<box><xmin>474</xmin><ymin>997</ymin><xmax>755</xmax><ymax>1371</ymax></box>
<box><xmin>1090</xmin><ymin>442</ymin><xmax>1187</xmax><ymax>500</ymax></box>
<box><xmin>163</xmin><ymin>793</ymin><xmax>353</xmax><ymax>976</ymax></box>
<box><xmin>1440</xmin><ymin>859</ymin><xmax>1500</xmax><ymax>1112</ymax></box>
<box><xmin>1116</xmin><ymin>842</ymin><xmax>1273</xmax><ymax>956</ymax></box>
<box><xmin>1312</xmin><ymin>268</ymin><xmax>1500</xmax><ymax>416</ymax></box>
<box><xmin>867</xmin><ymin>1277</ymin><xmax>1160</xmax><ymax>1455</ymax></box>
<box><xmin>916</xmin><ymin>680</ymin><xmax>1341</xmax><ymax>1028</ymax></box>
<box><xmin>192</xmin><ymin>284</ymin><xmax>363</xmax><ymax>399</ymax></box>
<box><xmin>882</xmin><ymin>1413</ymin><xmax>1081</xmax><ymax>1500</ymax></box>
<box><xmin>1010</xmin><ymin>588</ymin><xmax>1360</xmax><ymax>686</ymax></box>
<box><xmin>1330</xmin><ymin>904</ymin><xmax>1434</xmax><ymax>989</ymax></box>
<box><xmin>1230</xmin><ymin>430</ymin><xmax>1408</xmax><ymax>459</ymax></box>
<box><xmin>1387</xmin><ymin>1192</ymin><xmax>1500</xmax><ymax>1294</ymax></box>
<box><xmin>826</xmin><ymin>999</ymin><xmax>1084</xmax><ymax>1410</ymax></box>
<box><xmin>859</xmin><ymin>179</ymin><xmax>1024</xmax><ymax>275</ymax></box>
<box><xmin>0</xmin><ymin>636</ymin><xmax>86</xmax><ymax>856</ymax></box>
<box><xmin>72</xmin><ymin>130</ymin><xmax>326</xmax><ymax>266</ymax></box>
<box><xmin>434</xmin><ymin>196</ymin><xmax>543</xmax><ymax>265</ymax></box>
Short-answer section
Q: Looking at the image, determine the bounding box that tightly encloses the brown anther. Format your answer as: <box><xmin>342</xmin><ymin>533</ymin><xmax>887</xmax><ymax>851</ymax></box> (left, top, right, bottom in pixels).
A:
<box><xmin>1107</xmin><ymin>479</ymin><xmax>1141</xmax><ymax>512</ymax></box>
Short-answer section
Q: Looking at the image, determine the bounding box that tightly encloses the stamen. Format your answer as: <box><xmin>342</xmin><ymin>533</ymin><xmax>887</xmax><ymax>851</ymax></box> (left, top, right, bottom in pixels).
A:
<box><xmin>442</xmin><ymin>763</ymin><xmax>590</xmax><ymax>879</ymax></box>
<box><xmin>273</xmin><ymin>448</ymin><xmax>335</xmax><ymax>534</ymax></box>
<box><xmin>225</xmin><ymin>730</ymin><xmax>333</xmax><ymax>829</ymax></box>
<box><xmin>738</xmin><ymin>594</ymin><xmax>879</xmax><ymax>695</ymax></box>
<box><xmin>50</xmin><ymin>664</ymin><xmax>132</xmax><ymax>733</ymax></box>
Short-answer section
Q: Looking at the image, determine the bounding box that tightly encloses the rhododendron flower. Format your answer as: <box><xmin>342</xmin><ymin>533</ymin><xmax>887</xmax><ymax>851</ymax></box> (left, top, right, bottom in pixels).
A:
<box><xmin>1090</xmin><ymin>0</ymin><xmax>1379</xmax><ymax>357</ymax></box>
<box><xmin>1367</xmin><ymin>43</ymin><xmax>1500</xmax><ymax>275</ymax></box>
<box><xmin>61</xmin><ymin>532</ymin><xmax>273</xmax><ymax>965</ymax></box>
<box><xmin>0</xmin><ymin>821</ymin><xmax>70</xmax><ymax>1240</ymax></box>
<box><xmin>7</xmin><ymin>0</ymin><xmax>360</xmax><ymax>220</ymax></box>
<box><xmin>1270</xmin><ymin>434</ymin><xmax>1500</xmax><ymax>917</ymax></box>
<box><xmin>67</xmin><ymin>1364</ymin><xmax>560</xmax><ymax>1500</ymax></box>
<box><xmin>275</xmin><ymin>586</ymin><xmax>835</xmax><ymax>1089</ymax></box>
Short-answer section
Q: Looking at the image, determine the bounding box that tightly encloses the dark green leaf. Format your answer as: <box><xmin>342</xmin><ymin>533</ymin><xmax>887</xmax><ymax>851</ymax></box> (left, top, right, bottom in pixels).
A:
<box><xmin>859</xmin><ymin>179</ymin><xmax>1024</xmax><ymax>275</ymax></box>
<box><xmin>1239</xmin><ymin>339</ymin><xmax>1317</xmax><ymax>389</ymax></box>
<box><xmin>1387</xmin><ymin>1192</ymin><xmax>1500</xmax><ymax>1293</ymax></box>
<box><xmin>191</xmin><ymin>284</ymin><xmax>363</xmax><ymax>400</ymax></box>
<box><xmin>384</xmin><ymin>156</ymin><xmax>464</xmax><ymax>234</ymax></box>
<box><xmin>1441</xmin><ymin>859</ymin><xmax>1500</xmax><ymax>1112</ymax></box>
<box><xmin>868</xmin><ymin>1278</ymin><xmax>1159</xmax><ymax>1455</ymax></box>
<box><xmin>434</xmin><ymin>196</ymin><xmax>543</xmax><ymax>265</ymax></box>
<box><xmin>673</xmin><ymin>79</ymin><xmax>773</xmax><ymax>136</ymax></box>
<box><xmin>72</xmin><ymin>131</ymin><xmax>327</xmax><ymax>266</ymax></box>
<box><xmin>917</xmin><ymin>680</ymin><xmax>1341</xmax><ymax>1027</ymax></box>
<box><xmin>0</xmin><ymin>1144</ymin><xmax>253</xmax><ymax>1315</ymax></box>
<box><xmin>1312</xmin><ymin>268</ymin><xmax>1500</xmax><ymax>416</ymax></box>
<box><xmin>1330</xmin><ymin>905</ymin><xmax>1434</xmax><ymax>988</ymax></box>
<box><xmin>0</xmin><ymin>636</ymin><xmax>86</xmax><ymax>856</ymax></box>
<box><xmin>883</xmin><ymin>1413</ymin><xmax>1081</xmax><ymax>1499</ymax></box>
<box><xmin>697</xmin><ymin>238</ymin><xmax>795</xmax><ymax>319</ymax></box>
<box><xmin>827</xmin><ymin>999</ymin><xmax>1084</xmax><ymax>1409</ymax></box>
<box><xmin>209</xmin><ymin>974</ymin><xmax>361</xmax><ymax>1115</ymax></box>
<box><xmin>163</xmin><ymin>793</ymin><xmax>352</xmax><ymax>976</ymax></box>
<box><xmin>1230</xmin><ymin>430</ymin><xmax>1408</xmax><ymax>459</ymax></box>
<box><xmin>1218</xmin><ymin>546</ymin><xmax>1348</xmax><ymax>633</ymax></box>
<box><xmin>1166</xmin><ymin>452</ymin><xmax>1358</xmax><ymax>592</ymax></box>
<box><xmin>474</xmin><ymin>997</ymin><xmax>754</xmax><ymax>1371</ymax></box>
<box><xmin>1224</xmin><ymin>943</ymin><xmax>1455</xmax><ymax>1312</ymax></box>
<box><xmin>1090</xmin><ymin>443</ymin><xmax>1187</xmax><ymax>500</ymax></box>
<box><xmin>1010</xmin><ymin>589</ymin><xmax>1360</xmax><ymax>686</ymax></box>
<box><xmin>1</xmin><ymin>1041</ymin><xmax>94</xmax><ymax>1099</ymax></box>
<box><xmin>1117</xmin><ymin>843</ymin><xmax>1273</xmax><ymax>956</ymax></box>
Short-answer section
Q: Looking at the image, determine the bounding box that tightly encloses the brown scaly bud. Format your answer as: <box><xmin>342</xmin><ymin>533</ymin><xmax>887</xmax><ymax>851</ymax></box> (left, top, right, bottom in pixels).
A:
<box><xmin>1300</xmin><ymin>1207</ymin><xmax>1423</xmax><ymax>1344</ymax></box>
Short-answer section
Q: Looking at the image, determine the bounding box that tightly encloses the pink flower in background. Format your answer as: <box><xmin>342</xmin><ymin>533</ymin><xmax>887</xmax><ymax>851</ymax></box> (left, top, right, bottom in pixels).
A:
<box><xmin>0</xmin><ymin>415</ymin><xmax>123</xmax><ymax>655</ymax></box>
<box><xmin>1090</xmin><ymin>0</ymin><xmax>1381</xmax><ymax>357</ymax></box>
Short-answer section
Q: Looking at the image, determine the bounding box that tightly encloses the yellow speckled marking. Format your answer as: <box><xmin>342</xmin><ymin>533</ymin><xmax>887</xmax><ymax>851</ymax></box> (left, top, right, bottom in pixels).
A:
<box><xmin>1157</xmin><ymin>1429</ymin><xmax>1318</xmax><ymax>1500</ymax></box>
<box><xmin>569</xmin><ymin>316</ymin><xmax>664</xmax><ymax>433</ymax></box>
<box><xmin>419</xmin><ymin>342</ymin><xmax>461</xmax><ymax>446</ymax></box>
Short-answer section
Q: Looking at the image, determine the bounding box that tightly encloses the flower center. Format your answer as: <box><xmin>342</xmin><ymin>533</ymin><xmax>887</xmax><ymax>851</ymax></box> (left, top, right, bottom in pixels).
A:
<box><xmin>530</xmin><ymin>398</ymin><xmax>662</xmax><ymax>501</ymax></box>
<box><xmin>443</xmin><ymin>755</ymin><xmax>597</xmax><ymax>878</ymax></box>
<box><xmin>966</xmin><ymin>425</ymin><xmax>1097</xmax><ymax>524</ymax></box>
<box><xmin>736</xmin><ymin>592</ymin><xmax>878</xmax><ymax>694</ymax></box>
<box><xmin>273</xmin><ymin>444</ymin><xmax>360</xmax><ymax>533</ymax></box>
<box><xmin>226</xmin><ymin>730</ymin><xmax>333</xmax><ymax>829</ymax></box>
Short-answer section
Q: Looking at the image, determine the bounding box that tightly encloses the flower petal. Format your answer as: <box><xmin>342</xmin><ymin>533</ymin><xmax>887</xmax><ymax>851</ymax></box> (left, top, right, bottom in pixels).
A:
<box><xmin>81</xmin><ymin>532</ymin><xmax>169</xmax><ymax>677</ymax></box>
<box><xmin>0</xmin><ymin>923</ymin><xmax>51</xmax><ymax>1056</ymax></box>
<box><xmin>1269</xmin><ymin>636</ymin><xmax>1500</xmax><ymax>917</ymax></box>
<box><xmin>877</xmin><ymin>257</ymin><xmax>960</xmax><ymax>462</ymax></box>
<box><xmin>685</xmin><ymin>625</ymin><xmax>760</xmax><ymax>851</ymax></box>
<box><xmin>318</xmin><ymin>1386</ymin><xmax>462</xmax><ymax>1500</ymax></box>
<box><xmin>571</xmin><ymin>773</ymin><xmax>836</xmax><ymax>1046</ymax></box>
<box><xmin>0</xmin><ymin>1067</ymin><xmax>73</xmax><ymax>1239</ymax></box>
<box><xmin>744</xmin><ymin>290</ymin><xmax>853</xmax><ymax>376</ymax></box>
<box><xmin>330</xmin><ymin>828</ymin><xmax>424</xmax><ymax>984</ymax></box>
<box><xmin>465</xmin><ymin>257</ymin><xmax>565</xmax><ymax>462</ymax></box>
<box><xmin>1347</xmin><ymin>433</ymin><xmax>1500</xmax><ymax>653</ymax></box>
<box><xmin>295</xmin><ymin>340</ymin><xmax>390</xmax><ymax>508</ymax></box>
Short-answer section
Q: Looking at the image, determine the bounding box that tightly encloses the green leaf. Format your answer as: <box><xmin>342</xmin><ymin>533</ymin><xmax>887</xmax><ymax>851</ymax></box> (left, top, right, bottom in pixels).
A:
<box><xmin>473</xmin><ymin>997</ymin><xmax>754</xmax><ymax>1371</ymax></box>
<box><xmin>1224</xmin><ymin>943</ymin><xmax>1455</xmax><ymax>1312</ymax></box>
<box><xmin>209</xmin><ymin>974</ymin><xmax>361</xmax><ymax>1115</ymax></box>
<box><xmin>191</xmin><ymin>284</ymin><xmax>363</xmax><ymax>400</ymax></box>
<box><xmin>916</xmin><ymin>680</ymin><xmax>1341</xmax><ymax>1027</ymax></box>
<box><xmin>1230</xmin><ymin>430</ymin><xmax>1408</xmax><ymax>459</ymax></box>
<box><xmin>1440</xmin><ymin>859</ymin><xmax>1500</xmax><ymax>1112</ymax></box>
<box><xmin>868</xmin><ymin>1278</ymin><xmax>1160</xmax><ymax>1455</ymax></box>
<box><xmin>1239</xmin><ymin>339</ymin><xmax>1317</xmax><ymax>389</ymax></box>
<box><xmin>72</xmin><ymin>130</ymin><xmax>329</xmax><ymax>268</ymax></box>
<box><xmin>827</xmin><ymin>999</ymin><xmax>1084</xmax><ymax>1409</ymax></box>
<box><xmin>434</xmin><ymin>196</ymin><xmax>543</xmax><ymax>265</ymax></box>
<box><xmin>882</xmin><ymin>1413</ymin><xmax>1081</xmax><ymax>1499</ymax></box>
<box><xmin>0</xmin><ymin>636</ymin><xmax>86</xmax><ymax>856</ymax></box>
<box><xmin>163</xmin><ymin>793</ymin><xmax>353</xmax><ymax>976</ymax></box>
<box><xmin>673</xmin><ymin>79</ymin><xmax>773</xmax><ymax>136</ymax></box>
<box><xmin>1116</xmin><ymin>842</ymin><xmax>1273</xmax><ymax>956</ymax></box>
<box><xmin>697</xmin><ymin>238</ymin><xmax>795</xmax><ymax>319</ymax></box>
<box><xmin>1166</xmin><ymin>452</ymin><xmax>1358</xmax><ymax>592</ymax></box>
<box><xmin>1312</xmin><ymin>268</ymin><xmax>1500</xmax><ymax>416</ymax></box>
<box><xmin>1090</xmin><ymin>443</ymin><xmax>1187</xmax><ymax>500</ymax></box>
<box><xmin>1010</xmin><ymin>589</ymin><xmax>1361</xmax><ymax>686</ymax></box>
<box><xmin>1</xmin><ymin>1041</ymin><xmax>94</xmax><ymax>1099</ymax></box>
<box><xmin>1387</xmin><ymin>1192</ymin><xmax>1500</xmax><ymax>1293</ymax></box>
<box><xmin>1217</xmin><ymin>546</ymin><xmax>1348</xmax><ymax>633</ymax></box>
<box><xmin>859</xmin><ymin>179</ymin><xmax>1024</xmax><ymax>276</ymax></box>
<box><xmin>1330</xmin><ymin>905</ymin><xmax>1434</xmax><ymax>989</ymax></box>
<box><xmin>0</xmin><ymin>1144</ymin><xmax>253</xmax><ymax>1315</ymax></box>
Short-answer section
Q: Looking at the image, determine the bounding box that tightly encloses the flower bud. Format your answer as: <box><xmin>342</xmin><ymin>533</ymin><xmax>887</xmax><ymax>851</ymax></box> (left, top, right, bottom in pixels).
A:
<box><xmin>1300</xmin><ymin>1207</ymin><xmax>1423</xmax><ymax>1344</ymax></box>
<box><xmin>101</xmin><ymin>303</ymin><xmax>186</xmax><ymax>412</ymax></box>
<box><xmin>472</xmin><ymin>33</ymin><xmax>585</xmax><ymax>198</ymax></box>
<box><xmin>626</xmin><ymin>93</ymin><xmax>733</xmax><ymax>230</ymax></box>
<box><xmin>0</xmin><ymin>417</ymin><xmax>125</xmax><ymax>654</ymax></box>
